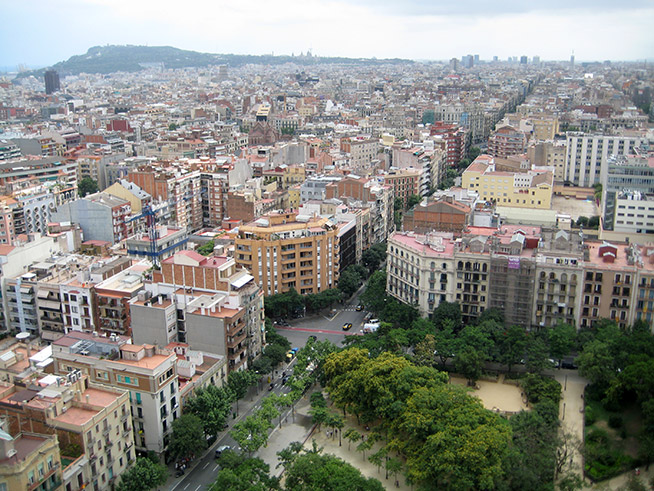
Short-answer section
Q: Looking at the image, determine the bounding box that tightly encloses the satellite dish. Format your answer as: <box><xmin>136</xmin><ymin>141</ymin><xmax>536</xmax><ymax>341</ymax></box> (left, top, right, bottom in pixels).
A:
<box><xmin>16</xmin><ymin>332</ymin><xmax>30</xmax><ymax>341</ymax></box>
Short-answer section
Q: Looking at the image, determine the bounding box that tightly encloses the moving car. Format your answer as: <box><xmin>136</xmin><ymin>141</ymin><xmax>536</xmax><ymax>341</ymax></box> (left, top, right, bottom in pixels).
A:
<box><xmin>215</xmin><ymin>445</ymin><xmax>231</xmax><ymax>458</ymax></box>
<box><xmin>342</xmin><ymin>322</ymin><xmax>353</xmax><ymax>331</ymax></box>
<box><xmin>356</xmin><ymin>305</ymin><xmax>364</xmax><ymax>311</ymax></box>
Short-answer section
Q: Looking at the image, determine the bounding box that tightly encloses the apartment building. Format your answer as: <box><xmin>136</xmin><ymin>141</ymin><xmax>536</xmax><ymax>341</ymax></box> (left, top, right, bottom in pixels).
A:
<box><xmin>564</xmin><ymin>132</ymin><xmax>643</xmax><ymax>186</ymax></box>
<box><xmin>488</xmin><ymin>125</ymin><xmax>528</xmax><ymax>159</ymax></box>
<box><xmin>527</xmin><ymin>140</ymin><xmax>567</xmax><ymax>181</ymax></box>
<box><xmin>532</xmin><ymin>229</ymin><xmax>584</xmax><ymax>329</ymax></box>
<box><xmin>93</xmin><ymin>262</ymin><xmax>149</xmax><ymax>337</ymax></box>
<box><xmin>0</xmin><ymin>427</ymin><xmax>62</xmax><ymax>491</ymax></box>
<box><xmin>388</xmin><ymin>227</ymin><xmax>654</xmax><ymax>331</ymax></box>
<box><xmin>0</xmin><ymin>374</ymin><xmax>132</xmax><ymax>491</ymax></box>
<box><xmin>235</xmin><ymin>211</ymin><xmax>340</xmax><ymax>295</ymax></box>
<box><xmin>387</xmin><ymin>233</ymin><xmax>456</xmax><ymax>316</ymax></box>
<box><xmin>340</xmin><ymin>137</ymin><xmax>379</xmax><ymax>169</ymax></box>
<box><xmin>156</xmin><ymin>251</ymin><xmax>265</xmax><ymax>357</ymax></box>
<box><xmin>52</xmin><ymin>193</ymin><xmax>132</xmax><ymax>245</ymax></box>
<box><xmin>0</xmin><ymin>157</ymin><xmax>77</xmax><ymax>189</ymax></box>
<box><xmin>125</xmin><ymin>225</ymin><xmax>188</xmax><ymax>263</ymax></box>
<box><xmin>602</xmin><ymin>154</ymin><xmax>654</xmax><ymax>234</ymax></box>
<box><xmin>52</xmin><ymin>333</ymin><xmax>177</xmax><ymax>456</ymax></box>
<box><xmin>127</xmin><ymin>164</ymin><xmax>203</xmax><ymax>232</ymax></box>
<box><xmin>462</xmin><ymin>157</ymin><xmax>553</xmax><ymax>210</ymax></box>
<box><xmin>384</xmin><ymin>168</ymin><xmax>423</xmax><ymax>209</ymax></box>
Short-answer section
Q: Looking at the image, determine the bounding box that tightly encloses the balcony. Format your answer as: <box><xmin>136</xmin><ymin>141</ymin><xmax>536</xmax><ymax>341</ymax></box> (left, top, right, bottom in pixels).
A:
<box><xmin>227</xmin><ymin>330</ymin><xmax>247</xmax><ymax>349</ymax></box>
<box><xmin>102</xmin><ymin>424</ymin><xmax>112</xmax><ymax>436</ymax></box>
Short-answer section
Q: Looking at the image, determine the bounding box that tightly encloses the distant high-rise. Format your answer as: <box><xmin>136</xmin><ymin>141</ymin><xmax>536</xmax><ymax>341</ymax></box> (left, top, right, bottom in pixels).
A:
<box><xmin>44</xmin><ymin>70</ymin><xmax>60</xmax><ymax>95</ymax></box>
<box><xmin>474</xmin><ymin>54</ymin><xmax>480</xmax><ymax>64</ymax></box>
<box><xmin>570</xmin><ymin>53</ymin><xmax>575</xmax><ymax>67</ymax></box>
<box><xmin>461</xmin><ymin>54</ymin><xmax>474</xmax><ymax>68</ymax></box>
<box><xmin>533</xmin><ymin>56</ymin><xmax>540</xmax><ymax>65</ymax></box>
<box><xmin>520</xmin><ymin>56</ymin><xmax>528</xmax><ymax>64</ymax></box>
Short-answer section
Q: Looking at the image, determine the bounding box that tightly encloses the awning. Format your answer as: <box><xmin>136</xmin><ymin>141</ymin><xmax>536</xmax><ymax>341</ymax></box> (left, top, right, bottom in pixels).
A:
<box><xmin>231</xmin><ymin>274</ymin><xmax>254</xmax><ymax>289</ymax></box>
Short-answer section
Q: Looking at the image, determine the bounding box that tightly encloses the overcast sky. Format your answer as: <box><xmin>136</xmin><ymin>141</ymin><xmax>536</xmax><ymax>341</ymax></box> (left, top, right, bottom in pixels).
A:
<box><xmin>2</xmin><ymin>0</ymin><xmax>653</xmax><ymax>69</ymax></box>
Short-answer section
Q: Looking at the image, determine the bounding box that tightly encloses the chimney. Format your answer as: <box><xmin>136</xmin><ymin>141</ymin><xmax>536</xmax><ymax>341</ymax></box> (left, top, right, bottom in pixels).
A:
<box><xmin>85</xmin><ymin>394</ymin><xmax>90</xmax><ymax>404</ymax></box>
<box><xmin>158</xmin><ymin>296</ymin><xmax>163</xmax><ymax>305</ymax></box>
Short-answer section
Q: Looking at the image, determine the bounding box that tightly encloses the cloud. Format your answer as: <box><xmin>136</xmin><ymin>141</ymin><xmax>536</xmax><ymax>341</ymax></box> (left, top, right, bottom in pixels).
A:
<box><xmin>346</xmin><ymin>0</ymin><xmax>654</xmax><ymax>17</ymax></box>
<box><xmin>0</xmin><ymin>0</ymin><xmax>652</xmax><ymax>67</ymax></box>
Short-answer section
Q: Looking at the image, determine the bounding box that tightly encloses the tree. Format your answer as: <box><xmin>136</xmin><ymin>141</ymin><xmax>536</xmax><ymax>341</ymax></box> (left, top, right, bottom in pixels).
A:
<box><xmin>185</xmin><ymin>385</ymin><xmax>234</xmax><ymax>438</ymax></box>
<box><xmin>576</xmin><ymin>216</ymin><xmax>589</xmax><ymax>228</ymax></box>
<box><xmin>168</xmin><ymin>123</ymin><xmax>178</xmax><ymax>131</ymax></box>
<box><xmin>326</xmin><ymin>412</ymin><xmax>345</xmax><ymax>446</ymax></box>
<box><xmin>338</xmin><ymin>266</ymin><xmax>363</xmax><ymax>298</ymax></box>
<box><xmin>421</xmin><ymin>109</ymin><xmax>435</xmax><ymax>125</ymax></box>
<box><xmin>521</xmin><ymin>374</ymin><xmax>562</xmax><ymax>405</ymax></box>
<box><xmin>548</xmin><ymin>322</ymin><xmax>576</xmax><ymax>363</ymax></box>
<box><xmin>357</xmin><ymin>438</ymin><xmax>374</xmax><ymax>461</ymax></box>
<box><xmin>576</xmin><ymin>339</ymin><xmax>617</xmax><ymax>389</ymax></box>
<box><xmin>525</xmin><ymin>336</ymin><xmax>550</xmax><ymax>374</ymax></box>
<box><xmin>468</xmin><ymin>146</ymin><xmax>481</xmax><ymax>161</ymax></box>
<box><xmin>116</xmin><ymin>457</ymin><xmax>168</xmax><ymax>491</ymax></box>
<box><xmin>263</xmin><ymin>343</ymin><xmax>288</xmax><ymax>366</ymax></box>
<box><xmin>385</xmin><ymin>457</ymin><xmax>403</xmax><ymax>487</ymax></box>
<box><xmin>362</xmin><ymin>242</ymin><xmax>387</xmax><ymax>274</ymax></box>
<box><xmin>414</xmin><ymin>334</ymin><xmax>436</xmax><ymax>367</ymax></box>
<box><xmin>345</xmin><ymin>428</ymin><xmax>361</xmax><ymax>451</ymax></box>
<box><xmin>230</xmin><ymin>413</ymin><xmax>273</xmax><ymax>456</ymax></box>
<box><xmin>228</xmin><ymin>370</ymin><xmax>258</xmax><ymax>414</ymax></box>
<box><xmin>210</xmin><ymin>454</ymin><xmax>280</xmax><ymax>491</ymax></box>
<box><xmin>169</xmin><ymin>414</ymin><xmax>206</xmax><ymax>460</ymax></box>
<box><xmin>251</xmin><ymin>355</ymin><xmax>273</xmax><ymax>375</ymax></box>
<box><xmin>588</xmin><ymin>216</ymin><xmax>600</xmax><ymax>229</ymax></box>
<box><xmin>431</xmin><ymin>301</ymin><xmax>461</xmax><ymax>329</ymax></box>
<box><xmin>433</xmin><ymin>320</ymin><xmax>457</xmax><ymax>369</ymax></box>
<box><xmin>196</xmin><ymin>240</ymin><xmax>215</xmax><ymax>256</ymax></box>
<box><xmin>360</xmin><ymin>271</ymin><xmax>387</xmax><ymax>314</ymax></box>
<box><xmin>454</xmin><ymin>345</ymin><xmax>484</xmax><ymax>385</ymax></box>
<box><xmin>284</xmin><ymin>448</ymin><xmax>384</xmax><ymax>491</ymax></box>
<box><xmin>498</xmin><ymin>325</ymin><xmax>527</xmax><ymax>372</ymax></box>
<box><xmin>397</xmin><ymin>384</ymin><xmax>511</xmax><ymax>489</ymax></box>
<box><xmin>78</xmin><ymin>177</ymin><xmax>98</xmax><ymax>197</ymax></box>
<box><xmin>407</xmin><ymin>194</ymin><xmax>421</xmax><ymax>209</ymax></box>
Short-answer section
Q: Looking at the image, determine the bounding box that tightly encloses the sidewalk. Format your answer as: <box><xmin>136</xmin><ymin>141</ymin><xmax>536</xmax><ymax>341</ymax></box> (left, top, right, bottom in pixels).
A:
<box><xmin>159</xmin><ymin>383</ymin><xmax>275</xmax><ymax>490</ymax></box>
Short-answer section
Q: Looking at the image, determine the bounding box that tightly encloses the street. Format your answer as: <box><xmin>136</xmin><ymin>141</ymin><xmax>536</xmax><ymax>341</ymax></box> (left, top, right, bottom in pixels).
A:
<box><xmin>166</xmin><ymin>296</ymin><xmax>367</xmax><ymax>490</ymax></box>
<box><xmin>275</xmin><ymin>297</ymin><xmax>368</xmax><ymax>350</ymax></box>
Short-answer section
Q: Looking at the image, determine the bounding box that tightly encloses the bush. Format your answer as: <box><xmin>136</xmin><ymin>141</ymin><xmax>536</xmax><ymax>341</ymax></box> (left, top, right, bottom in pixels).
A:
<box><xmin>608</xmin><ymin>414</ymin><xmax>623</xmax><ymax>429</ymax></box>
<box><xmin>585</xmin><ymin>406</ymin><xmax>596</xmax><ymax>426</ymax></box>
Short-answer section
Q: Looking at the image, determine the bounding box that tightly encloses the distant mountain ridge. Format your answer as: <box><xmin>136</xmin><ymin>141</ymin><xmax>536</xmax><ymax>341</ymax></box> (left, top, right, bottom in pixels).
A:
<box><xmin>18</xmin><ymin>45</ymin><xmax>413</xmax><ymax>78</ymax></box>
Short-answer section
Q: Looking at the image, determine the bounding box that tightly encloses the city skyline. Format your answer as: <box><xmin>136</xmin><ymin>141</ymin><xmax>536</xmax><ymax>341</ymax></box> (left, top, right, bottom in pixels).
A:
<box><xmin>2</xmin><ymin>0</ymin><xmax>653</xmax><ymax>69</ymax></box>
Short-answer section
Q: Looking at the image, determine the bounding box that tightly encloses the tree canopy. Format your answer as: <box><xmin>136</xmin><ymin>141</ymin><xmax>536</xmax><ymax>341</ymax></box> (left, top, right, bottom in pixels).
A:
<box><xmin>78</xmin><ymin>177</ymin><xmax>98</xmax><ymax>197</ymax></box>
<box><xmin>115</xmin><ymin>457</ymin><xmax>168</xmax><ymax>491</ymax></box>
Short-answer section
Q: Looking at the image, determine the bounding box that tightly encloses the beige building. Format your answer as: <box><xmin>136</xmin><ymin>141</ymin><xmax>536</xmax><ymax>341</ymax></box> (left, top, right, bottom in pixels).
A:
<box><xmin>0</xmin><ymin>427</ymin><xmax>62</xmax><ymax>491</ymax></box>
<box><xmin>462</xmin><ymin>156</ymin><xmax>554</xmax><ymax>210</ymax></box>
<box><xmin>236</xmin><ymin>211</ymin><xmax>340</xmax><ymax>295</ymax></box>
<box><xmin>0</xmin><ymin>374</ymin><xmax>132</xmax><ymax>491</ymax></box>
<box><xmin>52</xmin><ymin>333</ymin><xmax>176</xmax><ymax>456</ymax></box>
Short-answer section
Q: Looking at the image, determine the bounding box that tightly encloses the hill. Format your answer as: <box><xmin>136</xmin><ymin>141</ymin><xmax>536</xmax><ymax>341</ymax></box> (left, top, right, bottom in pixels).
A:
<box><xmin>18</xmin><ymin>45</ymin><xmax>412</xmax><ymax>78</ymax></box>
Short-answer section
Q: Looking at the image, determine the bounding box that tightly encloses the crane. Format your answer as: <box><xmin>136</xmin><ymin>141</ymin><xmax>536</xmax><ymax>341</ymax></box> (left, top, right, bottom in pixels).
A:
<box><xmin>125</xmin><ymin>188</ymin><xmax>207</xmax><ymax>267</ymax></box>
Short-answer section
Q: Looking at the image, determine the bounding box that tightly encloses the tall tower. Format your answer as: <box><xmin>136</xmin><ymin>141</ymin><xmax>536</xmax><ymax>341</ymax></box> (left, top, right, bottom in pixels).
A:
<box><xmin>44</xmin><ymin>70</ymin><xmax>60</xmax><ymax>95</ymax></box>
<box><xmin>570</xmin><ymin>51</ymin><xmax>575</xmax><ymax>68</ymax></box>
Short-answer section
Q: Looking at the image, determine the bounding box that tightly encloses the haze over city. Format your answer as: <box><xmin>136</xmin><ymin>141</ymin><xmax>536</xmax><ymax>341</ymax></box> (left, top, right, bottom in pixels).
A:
<box><xmin>2</xmin><ymin>0</ymin><xmax>654</xmax><ymax>68</ymax></box>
